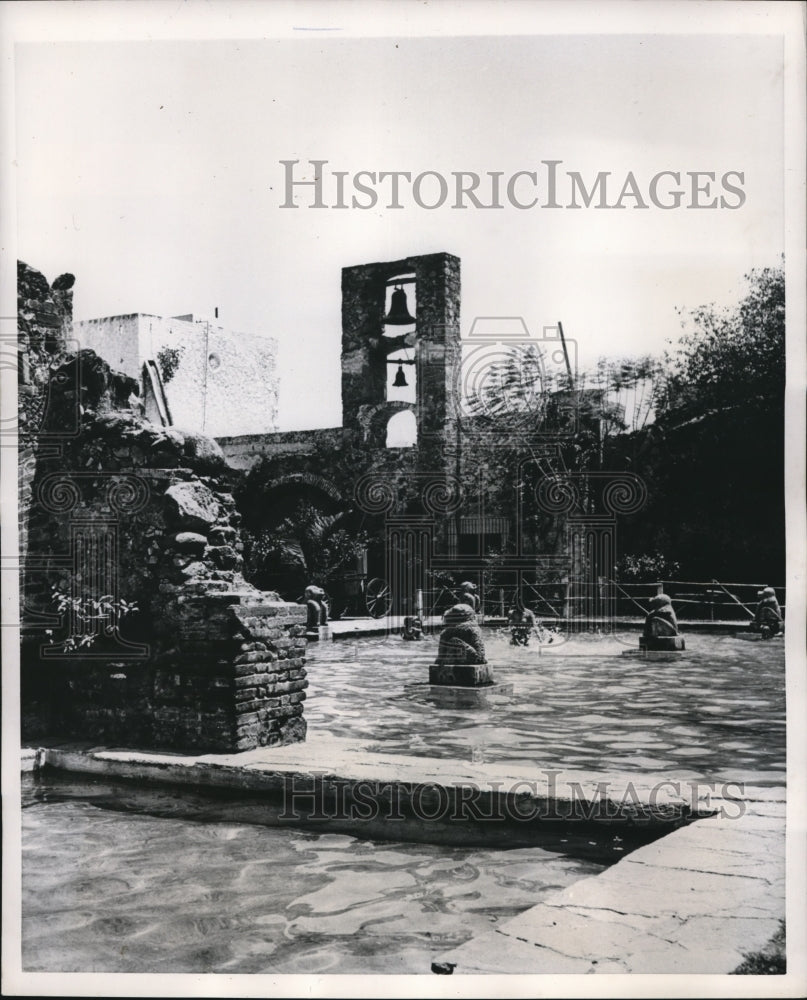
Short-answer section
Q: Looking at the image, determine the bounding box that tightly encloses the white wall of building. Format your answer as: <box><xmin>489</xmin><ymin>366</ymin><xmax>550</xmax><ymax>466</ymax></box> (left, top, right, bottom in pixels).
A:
<box><xmin>73</xmin><ymin>313</ymin><xmax>279</xmax><ymax>437</ymax></box>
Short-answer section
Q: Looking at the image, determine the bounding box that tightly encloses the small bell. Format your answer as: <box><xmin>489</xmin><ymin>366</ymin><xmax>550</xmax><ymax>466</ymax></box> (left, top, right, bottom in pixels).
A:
<box><xmin>392</xmin><ymin>364</ymin><xmax>408</xmax><ymax>388</ymax></box>
<box><xmin>384</xmin><ymin>286</ymin><xmax>416</xmax><ymax>326</ymax></box>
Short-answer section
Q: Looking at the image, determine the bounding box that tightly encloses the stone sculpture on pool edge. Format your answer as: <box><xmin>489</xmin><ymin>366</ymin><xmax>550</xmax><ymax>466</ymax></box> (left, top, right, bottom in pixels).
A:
<box><xmin>749</xmin><ymin>586</ymin><xmax>783</xmax><ymax>639</ymax></box>
<box><xmin>304</xmin><ymin>585</ymin><xmax>329</xmax><ymax>634</ymax></box>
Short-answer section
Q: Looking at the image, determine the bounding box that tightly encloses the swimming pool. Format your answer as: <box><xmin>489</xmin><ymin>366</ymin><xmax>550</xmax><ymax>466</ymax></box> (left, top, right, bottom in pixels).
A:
<box><xmin>21</xmin><ymin>629</ymin><xmax>785</xmax><ymax>973</ymax></box>
<box><xmin>305</xmin><ymin>631</ymin><xmax>786</xmax><ymax>785</ymax></box>
<box><xmin>22</xmin><ymin>776</ymin><xmax>604</xmax><ymax>974</ymax></box>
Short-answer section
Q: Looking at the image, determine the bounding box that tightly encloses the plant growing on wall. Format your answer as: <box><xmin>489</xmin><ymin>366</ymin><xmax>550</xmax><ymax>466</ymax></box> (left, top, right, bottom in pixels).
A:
<box><xmin>45</xmin><ymin>584</ymin><xmax>139</xmax><ymax>652</ymax></box>
<box><xmin>156</xmin><ymin>345</ymin><xmax>184</xmax><ymax>384</ymax></box>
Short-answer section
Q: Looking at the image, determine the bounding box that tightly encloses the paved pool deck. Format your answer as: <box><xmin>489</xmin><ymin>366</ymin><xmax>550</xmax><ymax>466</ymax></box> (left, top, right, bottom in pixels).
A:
<box><xmin>432</xmin><ymin>798</ymin><xmax>784</xmax><ymax>974</ymax></box>
<box><xmin>20</xmin><ymin>733</ymin><xmax>785</xmax><ymax>975</ymax></box>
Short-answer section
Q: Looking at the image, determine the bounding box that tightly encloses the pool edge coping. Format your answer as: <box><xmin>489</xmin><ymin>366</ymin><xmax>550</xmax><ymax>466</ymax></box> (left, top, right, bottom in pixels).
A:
<box><xmin>19</xmin><ymin>740</ymin><xmax>786</xmax><ymax>976</ymax></box>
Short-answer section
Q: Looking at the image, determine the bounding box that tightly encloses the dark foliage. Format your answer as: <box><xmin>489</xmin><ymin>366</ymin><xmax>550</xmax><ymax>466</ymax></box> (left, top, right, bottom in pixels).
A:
<box><xmin>610</xmin><ymin>261</ymin><xmax>785</xmax><ymax>583</ymax></box>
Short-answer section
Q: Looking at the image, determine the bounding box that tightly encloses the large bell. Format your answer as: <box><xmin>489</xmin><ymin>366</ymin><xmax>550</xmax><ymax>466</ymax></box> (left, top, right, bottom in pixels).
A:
<box><xmin>384</xmin><ymin>286</ymin><xmax>416</xmax><ymax>326</ymax></box>
<box><xmin>392</xmin><ymin>363</ymin><xmax>409</xmax><ymax>388</ymax></box>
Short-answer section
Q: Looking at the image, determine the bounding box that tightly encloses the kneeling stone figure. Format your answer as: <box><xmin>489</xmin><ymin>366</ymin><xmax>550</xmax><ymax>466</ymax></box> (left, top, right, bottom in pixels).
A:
<box><xmin>430</xmin><ymin>604</ymin><xmax>492</xmax><ymax>687</ymax></box>
<box><xmin>436</xmin><ymin>604</ymin><xmax>487</xmax><ymax>664</ymax></box>
<box><xmin>640</xmin><ymin>593</ymin><xmax>685</xmax><ymax>651</ymax></box>
<box><xmin>304</xmin><ymin>585</ymin><xmax>329</xmax><ymax>631</ymax></box>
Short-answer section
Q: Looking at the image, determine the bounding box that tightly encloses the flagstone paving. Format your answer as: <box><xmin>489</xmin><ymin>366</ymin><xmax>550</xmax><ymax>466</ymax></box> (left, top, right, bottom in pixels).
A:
<box><xmin>432</xmin><ymin>796</ymin><xmax>785</xmax><ymax>974</ymax></box>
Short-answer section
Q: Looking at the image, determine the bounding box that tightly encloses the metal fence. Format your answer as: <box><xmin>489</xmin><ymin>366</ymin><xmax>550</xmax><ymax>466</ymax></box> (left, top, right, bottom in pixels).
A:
<box><xmin>420</xmin><ymin>579</ymin><xmax>785</xmax><ymax>623</ymax></box>
<box><xmin>611</xmin><ymin>579</ymin><xmax>786</xmax><ymax>622</ymax></box>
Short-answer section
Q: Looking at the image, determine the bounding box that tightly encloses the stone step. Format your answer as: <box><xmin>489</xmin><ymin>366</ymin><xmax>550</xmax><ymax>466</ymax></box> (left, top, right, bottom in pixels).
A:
<box><xmin>432</xmin><ymin>803</ymin><xmax>785</xmax><ymax>975</ymax></box>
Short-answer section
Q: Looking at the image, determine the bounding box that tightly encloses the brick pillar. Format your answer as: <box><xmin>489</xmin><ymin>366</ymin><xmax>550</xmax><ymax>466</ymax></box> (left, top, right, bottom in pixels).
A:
<box><xmin>230</xmin><ymin>601</ymin><xmax>308</xmax><ymax>750</ymax></box>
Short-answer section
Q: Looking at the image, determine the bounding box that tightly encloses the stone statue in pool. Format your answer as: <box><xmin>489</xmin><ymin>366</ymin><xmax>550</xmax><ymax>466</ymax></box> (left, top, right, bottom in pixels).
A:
<box><xmin>436</xmin><ymin>604</ymin><xmax>486</xmax><ymax>664</ymax></box>
<box><xmin>640</xmin><ymin>594</ymin><xmax>685</xmax><ymax>651</ymax></box>
<box><xmin>430</xmin><ymin>604</ymin><xmax>493</xmax><ymax>687</ymax></box>
<box><xmin>748</xmin><ymin>586</ymin><xmax>783</xmax><ymax>639</ymax></box>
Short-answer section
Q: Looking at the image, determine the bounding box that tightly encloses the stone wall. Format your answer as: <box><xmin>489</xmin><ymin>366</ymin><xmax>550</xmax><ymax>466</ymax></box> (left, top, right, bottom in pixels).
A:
<box><xmin>17</xmin><ymin>262</ymin><xmax>77</xmax><ymax>572</ymax></box>
<box><xmin>217</xmin><ymin>427</ymin><xmax>344</xmax><ymax>471</ymax></box>
<box><xmin>74</xmin><ymin>313</ymin><xmax>279</xmax><ymax>438</ymax></box>
<box><xmin>21</xmin><ymin>345</ymin><xmax>307</xmax><ymax>753</ymax></box>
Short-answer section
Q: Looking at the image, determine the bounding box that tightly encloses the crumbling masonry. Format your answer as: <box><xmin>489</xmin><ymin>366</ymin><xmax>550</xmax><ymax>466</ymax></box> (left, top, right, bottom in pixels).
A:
<box><xmin>18</xmin><ymin>262</ymin><xmax>307</xmax><ymax>752</ymax></box>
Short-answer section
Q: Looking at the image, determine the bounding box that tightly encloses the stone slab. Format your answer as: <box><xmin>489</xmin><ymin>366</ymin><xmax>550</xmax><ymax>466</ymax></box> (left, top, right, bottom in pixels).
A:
<box><xmin>23</xmin><ymin>737</ymin><xmax>781</xmax><ymax>837</ymax></box>
<box><xmin>23</xmin><ymin>736</ymin><xmax>784</xmax><ymax>804</ymax></box>
<box><xmin>433</xmin><ymin>808</ymin><xmax>784</xmax><ymax>975</ymax></box>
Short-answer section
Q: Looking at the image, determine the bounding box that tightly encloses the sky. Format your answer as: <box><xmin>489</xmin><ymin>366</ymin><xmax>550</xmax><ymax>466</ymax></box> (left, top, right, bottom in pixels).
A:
<box><xmin>13</xmin><ymin>23</ymin><xmax>785</xmax><ymax>430</ymax></box>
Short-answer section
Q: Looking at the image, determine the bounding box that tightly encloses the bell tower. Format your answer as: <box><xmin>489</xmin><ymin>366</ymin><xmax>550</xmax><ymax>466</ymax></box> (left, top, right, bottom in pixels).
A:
<box><xmin>340</xmin><ymin>252</ymin><xmax>461</xmax><ymax>456</ymax></box>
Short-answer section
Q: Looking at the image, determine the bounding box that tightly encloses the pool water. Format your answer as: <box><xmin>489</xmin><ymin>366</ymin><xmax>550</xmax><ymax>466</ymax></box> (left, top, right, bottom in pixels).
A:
<box><xmin>22</xmin><ymin>778</ymin><xmax>603</xmax><ymax>974</ymax></box>
<box><xmin>306</xmin><ymin>631</ymin><xmax>786</xmax><ymax>785</ymax></box>
<box><xmin>21</xmin><ymin>629</ymin><xmax>785</xmax><ymax>973</ymax></box>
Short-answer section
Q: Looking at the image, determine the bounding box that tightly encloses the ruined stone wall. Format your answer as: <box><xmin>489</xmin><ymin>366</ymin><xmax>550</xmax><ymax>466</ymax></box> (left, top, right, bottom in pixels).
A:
<box><xmin>217</xmin><ymin>427</ymin><xmax>344</xmax><ymax>471</ymax></box>
<box><xmin>17</xmin><ymin>261</ymin><xmax>75</xmax><ymax>569</ymax></box>
<box><xmin>73</xmin><ymin>313</ymin><xmax>279</xmax><ymax>438</ymax></box>
<box><xmin>22</xmin><ymin>348</ymin><xmax>307</xmax><ymax>753</ymax></box>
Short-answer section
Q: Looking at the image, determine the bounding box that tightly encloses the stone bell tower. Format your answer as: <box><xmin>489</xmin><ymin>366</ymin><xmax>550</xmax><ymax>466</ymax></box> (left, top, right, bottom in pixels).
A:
<box><xmin>341</xmin><ymin>252</ymin><xmax>462</xmax><ymax>618</ymax></box>
<box><xmin>340</xmin><ymin>251</ymin><xmax>461</xmax><ymax>460</ymax></box>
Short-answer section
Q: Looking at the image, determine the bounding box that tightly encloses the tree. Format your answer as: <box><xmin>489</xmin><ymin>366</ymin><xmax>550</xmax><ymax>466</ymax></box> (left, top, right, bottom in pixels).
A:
<box><xmin>465</xmin><ymin>343</ymin><xmax>568</xmax><ymax>428</ymax></box>
<box><xmin>589</xmin><ymin>355</ymin><xmax>664</xmax><ymax>434</ymax></box>
<box><xmin>657</xmin><ymin>260</ymin><xmax>785</xmax><ymax>425</ymax></box>
<box><xmin>607</xmin><ymin>260</ymin><xmax>786</xmax><ymax>583</ymax></box>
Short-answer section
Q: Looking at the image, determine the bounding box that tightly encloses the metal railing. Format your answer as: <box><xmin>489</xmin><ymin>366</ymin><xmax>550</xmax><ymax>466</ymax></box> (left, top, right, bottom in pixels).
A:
<box><xmin>425</xmin><ymin>579</ymin><xmax>784</xmax><ymax>622</ymax></box>
<box><xmin>606</xmin><ymin>579</ymin><xmax>785</xmax><ymax>621</ymax></box>
<box><xmin>404</xmin><ymin>578</ymin><xmax>784</xmax><ymax>626</ymax></box>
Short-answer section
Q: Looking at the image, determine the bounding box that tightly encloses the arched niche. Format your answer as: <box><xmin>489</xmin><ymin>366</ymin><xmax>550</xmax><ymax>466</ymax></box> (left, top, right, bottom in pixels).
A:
<box><xmin>385</xmin><ymin>409</ymin><xmax>417</xmax><ymax>448</ymax></box>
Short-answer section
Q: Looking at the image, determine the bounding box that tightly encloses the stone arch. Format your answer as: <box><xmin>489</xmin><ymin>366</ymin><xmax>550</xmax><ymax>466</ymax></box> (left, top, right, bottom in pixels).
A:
<box><xmin>356</xmin><ymin>400</ymin><xmax>413</xmax><ymax>446</ymax></box>
<box><xmin>269</xmin><ymin>473</ymin><xmax>343</xmax><ymax>505</ymax></box>
<box><xmin>386</xmin><ymin>409</ymin><xmax>417</xmax><ymax>448</ymax></box>
<box><xmin>244</xmin><ymin>473</ymin><xmax>350</xmax><ymax>600</ymax></box>
<box><xmin>260</xmin><ymin>477</ymin><xmax>343</xmax><ymax>525</ymax></box>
